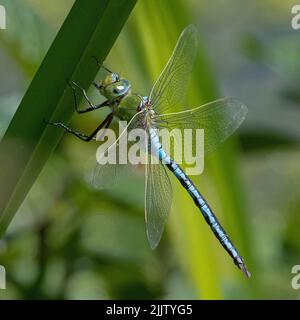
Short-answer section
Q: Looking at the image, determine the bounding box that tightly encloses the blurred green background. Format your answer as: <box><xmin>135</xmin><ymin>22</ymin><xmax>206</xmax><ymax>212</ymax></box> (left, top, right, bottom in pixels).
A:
<box><xmin>0</xmin><ymin>0</ymin><xmax>300</xmax><ymax>299</ymax></box>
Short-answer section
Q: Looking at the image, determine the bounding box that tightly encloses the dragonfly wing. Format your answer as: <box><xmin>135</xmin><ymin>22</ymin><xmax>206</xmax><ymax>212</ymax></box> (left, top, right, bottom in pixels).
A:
<box><xmin>155</xmin><ymin>97</ymin><xmax>248</xmax><ymax>158</ymax></box>
<box><xmin>150</xmin><ymin>25</ymin><xmax>198</xmax><ymax>114</ymax></box>
<box><xmin>145</xmin><ymin>138</ymin><xmax>173</xmax><ymax>249</ymax></box>
<box><xmin>92</xmin><ymin>161</ymin><xmax>126</xmax><ymax>190</ymax></box>
<box><xmin>92</xmin><ymin>110</ymin><xmax>145</xmax><ymax>189</ymax></box>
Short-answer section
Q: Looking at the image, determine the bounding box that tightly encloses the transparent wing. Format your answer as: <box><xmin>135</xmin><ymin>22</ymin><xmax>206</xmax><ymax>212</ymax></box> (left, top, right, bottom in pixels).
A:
<box><xmin>150</xmin><ymin>24</ymin><xmax>198</xmax><ymax>114</ymax></box>
<box><xmin>92</xmin><ymin>111</ymin><xmax>146</xmax><ymax>189</ymax></box>
<box><xmin>145</xmin><ymin>136</ymin><xmax>173</xmax><ymax>249</ymax></box>
<box><xmin>155</xmin><ymin>98</ymin><xmax>248</xmax><ymax>159</ymax></box>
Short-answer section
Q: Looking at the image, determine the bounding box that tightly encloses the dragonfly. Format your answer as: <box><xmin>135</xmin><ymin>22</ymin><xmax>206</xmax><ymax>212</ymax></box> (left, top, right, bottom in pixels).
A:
<box><xmin>47</xmin><ymin>25</ymin><xmax>250</xmax><ymax>277</ymax></box>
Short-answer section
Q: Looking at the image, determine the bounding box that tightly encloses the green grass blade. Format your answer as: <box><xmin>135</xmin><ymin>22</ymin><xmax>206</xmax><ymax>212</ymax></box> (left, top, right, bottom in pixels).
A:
<box><xmin>0</xmin><ymin>0</ymin><xmax>137</xmax><ymax>236</ymax></box>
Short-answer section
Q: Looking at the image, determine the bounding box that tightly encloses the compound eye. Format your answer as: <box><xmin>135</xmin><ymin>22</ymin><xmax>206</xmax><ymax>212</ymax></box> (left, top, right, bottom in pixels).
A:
<box><xmin>113</xmin><ymin>85</ymin><xmax>125</xmax><ymax>94</ymax></box>
<box><xmin>111</xmin><ymin>73</ymin><xmax>120</xmax><ymax>82</ymax></box>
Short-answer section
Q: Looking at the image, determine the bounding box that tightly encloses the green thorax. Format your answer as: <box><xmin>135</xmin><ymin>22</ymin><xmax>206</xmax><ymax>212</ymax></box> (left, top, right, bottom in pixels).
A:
<box><xmin>114</xmin><ymin>93</ymin><xmax>143</xmax><ymax>121</ymax></box>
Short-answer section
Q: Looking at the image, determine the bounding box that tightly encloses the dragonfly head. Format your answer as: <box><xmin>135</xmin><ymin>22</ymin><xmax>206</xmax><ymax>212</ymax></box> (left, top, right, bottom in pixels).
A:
<box><xmin>98</xmin><ymin>73</ymin><xmax>131</xmax><ymax>100</ymax></box>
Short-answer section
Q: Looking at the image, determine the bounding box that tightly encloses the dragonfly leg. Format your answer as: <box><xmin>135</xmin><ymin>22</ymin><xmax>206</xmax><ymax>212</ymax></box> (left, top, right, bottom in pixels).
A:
<box><xmin>90</xmin><ymin>56</ymin><xmax>114</xmax><ymax>90</ymax></box>
<box><xmin>93</xmin><ymin>81</ymin><xmax>101</xmax><ymax>90</ymax></box>
<box><xmin>68</xmin><ymin>80</ymin><xmax>110</xmax><ymax>114</ymax></box>
<box><xmin>44</xmin><ymin>112</ymin><xmax>114</xmax><ymax>142</ymax></box>
<box><xmin>91</xmin><ymin>56</ymin><xmax>113</xmax><ymax>73</ymax></box>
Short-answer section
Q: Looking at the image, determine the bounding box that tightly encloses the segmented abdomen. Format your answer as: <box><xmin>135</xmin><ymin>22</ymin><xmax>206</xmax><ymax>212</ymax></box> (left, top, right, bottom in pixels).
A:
<box><xmin>149</xmin><ymin>128</ymin><xmax>249</xmax><ymax>276</ymax></box>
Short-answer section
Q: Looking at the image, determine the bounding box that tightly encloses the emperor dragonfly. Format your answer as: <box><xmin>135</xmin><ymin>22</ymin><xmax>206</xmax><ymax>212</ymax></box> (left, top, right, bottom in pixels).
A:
<box><xmin>48</xmin><ymin>25</ymin><xmax>250</xmax><ymax>277</ymax></box>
